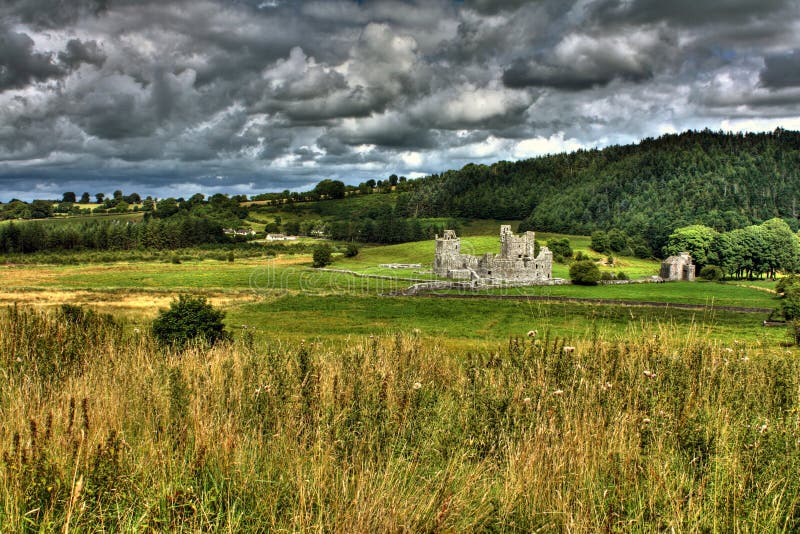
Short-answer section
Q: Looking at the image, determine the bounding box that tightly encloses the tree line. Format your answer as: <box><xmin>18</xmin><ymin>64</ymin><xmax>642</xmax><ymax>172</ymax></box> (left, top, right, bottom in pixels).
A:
<box><xmin>406</xmin><ymin>129</ymin><xmax>800</xmax><ymax>256</ymax></box>
<box><xmin>663</xmin><ymin>218</ymin><xmax>800</xmax><ymax>279</ymax></box>
<box><xmin>0</xmin><ymin>216</ymin><xmax>229</xmax><ymax>254</ymax></box>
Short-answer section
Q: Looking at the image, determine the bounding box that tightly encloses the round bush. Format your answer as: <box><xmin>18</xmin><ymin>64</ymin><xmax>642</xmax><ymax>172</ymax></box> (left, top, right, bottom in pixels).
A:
<box><xmin>699</xmin><ymin>265</ymin><xmax>723</xmax><ymax>281</ymax></box>
<box><xmin>344</xmin><ymin>242</ymin><xmax>360</xmax><ymax>258</ymax></box>
<box><xmin>152</xmin><ymin>294</ymin><xmax>230</xmax><ymax>349</ymax></box>
<box><xmin>312</xmin><ymin>244</ymin><xmax>333</xmax><ymax>267</ymax></box>
<box><xmin>570</xmin><ymin>260</ymin><xmax>601</xmax><ymax>285</ymax></box>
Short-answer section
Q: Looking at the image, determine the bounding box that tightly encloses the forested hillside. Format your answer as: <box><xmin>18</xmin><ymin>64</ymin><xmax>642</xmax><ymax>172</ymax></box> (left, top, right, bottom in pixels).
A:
<box><xmin>407</xmin><ymin>129</ymin><xmax>800</xmax><ymax>252</ymax></box>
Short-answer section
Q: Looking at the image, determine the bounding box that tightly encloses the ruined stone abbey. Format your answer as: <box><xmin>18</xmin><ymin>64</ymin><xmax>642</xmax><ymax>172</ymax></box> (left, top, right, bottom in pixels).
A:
<box><xmin>434</xmin><ymin>225</ymin><xmax>553</xmax><ymax>282</ymax></box>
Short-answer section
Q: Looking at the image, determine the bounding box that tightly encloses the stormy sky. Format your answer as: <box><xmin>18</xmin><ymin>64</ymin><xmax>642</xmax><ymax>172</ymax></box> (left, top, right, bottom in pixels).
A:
<box><xmin>1</xmin><ymin>0</ymin><xmax>800</xmax><ymax>200</ymax></box>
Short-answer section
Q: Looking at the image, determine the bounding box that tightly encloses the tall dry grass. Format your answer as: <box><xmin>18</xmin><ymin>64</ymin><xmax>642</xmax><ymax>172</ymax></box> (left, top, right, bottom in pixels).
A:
<box><xmin>1</xmin><ymin>305</ymin><xmax>799</xmax><ymax>532</ymax></box>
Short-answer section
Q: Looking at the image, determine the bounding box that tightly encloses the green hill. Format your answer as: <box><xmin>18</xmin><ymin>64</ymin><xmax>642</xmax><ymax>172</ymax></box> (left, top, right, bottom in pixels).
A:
<box><xmin>406</xmin><ymin>129</ymin><xmax>800</xmax><ymax>252</ymax></box>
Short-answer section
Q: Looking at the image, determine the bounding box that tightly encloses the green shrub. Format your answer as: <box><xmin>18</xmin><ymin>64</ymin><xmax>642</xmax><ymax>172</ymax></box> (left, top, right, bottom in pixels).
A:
<box><xmin>600</xmin><ymin>271</ymin><xmax>614</xmax><ymax>281</ymax></box>
<box><xmin>590</xmin><ymin>230</ymin><xmax>609</xmax><ymax>252</ymax></box>
<box><xmin>699</xmin><ymin>265</ymin><xmax>723</xmax><ymax>281</ymax></box>
<box><xmin>547</xmin><ymin>238</ymin><xmax>572</xmax><ymax>259</ymax></box>
<box><xmin>569</xmin><ymin>260</ymin><xmax>601</xmax><ymax>285</ymax></box>
<box><xmin>312</xmin><ymin>244</ymin><xmax>333</xmax><ymax>268</ymax></box>
<box><xmin>151</xmin><ymin>294</ymin><xmax>230</xmax><ymax>349</ymax></box>
<box><xmin>616</xmin><ymin>271</ymin><xmax>629</xmax><ymax>281</ymax></box>
<box><xmin>344</xmin><ymin>242</ymin><xmax>360</xmax><ymax>258</ymax></box>
<box><xmin>776</xmin><ymin>275</ymin><xmax>800</xmax><ymax>295</ymax></box>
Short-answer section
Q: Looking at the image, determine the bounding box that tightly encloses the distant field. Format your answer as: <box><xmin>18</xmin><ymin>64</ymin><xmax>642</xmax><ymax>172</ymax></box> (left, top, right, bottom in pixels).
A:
<box><xmin>0</xmin><ymin>249</ymin><xmax>786</xmax><ymax>349</ymax></box>
<box><xmin>0</xmin><ymin>224</ymin><xmax>789</xmax><ymax>349</ymax></box>
<box><xmin>0</xmin><ymin>211</ymin><xmax>144</xmax><ymax>226</ymax></box>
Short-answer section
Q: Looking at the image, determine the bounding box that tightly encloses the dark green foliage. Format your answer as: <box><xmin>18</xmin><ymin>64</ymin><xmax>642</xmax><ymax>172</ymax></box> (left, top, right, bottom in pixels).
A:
<box><xmin>0</xmin><ymin>214</ymin><xmax>229</xmax><ymax>254</ymax></box>
<box><xmin>699</xmin><ymin>265</ymin><xmax>723</xmax><ymax>281</ymax></box>
<box><xmin>547</xmin><ymin>238</ymin><xmax>572</xmax><ymax>260</ymax></box>
<box><xmin>776</xmin><ymin>275</ymin><xmax>800</xmax><ymax>295</ymax></box>
<box><xmin>314</xmin><ymin>179</ymin><xmax>346</xmax><ymax>199</ymax></box>
<box><xmin>408</xmin><ymin>130</ymin><xmax>800</xmax><ymax>252</ymax></box>
<box><xmin>312</xmin><ymin>244</ymin><xmax>333</xmax><ymax>268</ymax></box>
<box><xmin>570</xmin><ymin>260</ymin><xmax>601</xmax><ymax>285</ymax></box>
<box><xmin>616</xmin><ymin>271</ymin><xmax>629</xmax><ymax>280</ymax></box>
<box><xmin>591</xmin><ymin>230</ymin><xmax>610</xmax><ymax>252</ymax></box>
<box><xmin>710</xmin><ymin>218</ymin><xmax>800</xmax><ymax>279</ymax></box>
<box><xmin>664</xmin><ymin>224</ymin><xmax>718</xmax><ymax>269</ymax></box>
<box><xmin>151</xmin><ymin>295</ymin><xmax>230</xmax><ymax>349</ymax></box>
<box><xmin>606</xmin><ymin>229</ymin><xmax>629</xmax><ymax>252</ymax></box>
<box><xmin>344</xmin><ymin>242</ymin><xmax>360</xmax><ymax>257</ymax></box>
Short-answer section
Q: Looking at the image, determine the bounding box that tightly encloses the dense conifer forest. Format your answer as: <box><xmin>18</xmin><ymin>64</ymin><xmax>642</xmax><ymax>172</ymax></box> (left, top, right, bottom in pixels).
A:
<box><xmin>407</xmin><ymin>129</ymin><xmax>800</xmax><ymax>252</ymax></box>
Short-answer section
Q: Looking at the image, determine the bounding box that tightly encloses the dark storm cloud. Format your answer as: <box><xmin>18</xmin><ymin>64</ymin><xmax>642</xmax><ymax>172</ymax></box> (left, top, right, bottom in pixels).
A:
<box><xmin>0</xmin><ymin>26</ymin><xmax>64</xmax><ymax>89</ymax></box>
<box><xmin>588</xmin><ymin>0</ymin><xmax>795</xmax><ymax>26</ymax></box>
<box><xmin>1</xmin><ymin>0</ymin><xmax>799</xmax><ymax>200</ymax></box>
<box><xmin>0</xmin><ymin>0</ymin><xmax>109</xmax><ymax>28</ymax></box>
<box><xmin>58</xmin><ymin>39</ymin><xmax>106</xmax><ymax>69</ymax></box>
<box><xmin>760</xmin><ymin>50</ymin><xmax>800</xmax><ymax>89</ymax></box>
<box><xmin>502</xmin><ymin>28</ymin><xmax>678</xmax><ymax>90</ymax></box>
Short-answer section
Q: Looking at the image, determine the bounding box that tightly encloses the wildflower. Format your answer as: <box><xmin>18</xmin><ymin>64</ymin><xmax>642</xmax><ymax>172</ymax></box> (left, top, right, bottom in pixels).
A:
<box><xmin>413</xmin><ymin>328</ymin><xmax>421</xmax><ymax>336</ymax></box>
<box><xmin>600</xmin><ymin>381</ymin><xmax>613</xmax><ymax>392</ymax></box>
<box><xmin>553</xmin><ymin>389</ymin><xmax>564</xmax><ymax>396</ymax></box>
<box><xmin>412</xmin><ymin>381</ymin><xmax>422</xmax><ymax>390</ymax></box>
<box><xmin>133</xmin><ymin>327</ymin><xmax>141</xmax><ymax>334</ymax></box>
<box><xmin>563</xmin><ymin>346</ymin><xmax>575</xmax><ymax>353</ymax></box>
<box><xmin>523</xmin><ymin>397</ymin><xmax>531</xmax><ymax>404</ymax></box>
<box><xmin>642</xmin><ymin>417</ymin><xmax>651</xmax><ymax>424</ymax></box>
<box><xmin>724</xmin><ymin>347</ymin><xmax>734</xmax><ymax>353</ymax></box>
<box><xmin>759</xmin><ymin>421</ymin><xmax>768</xmax><ymax>434</ymax></box>
<box><xmin>527</xmin><ymin>330</ymin><xmax>538</xmax><ymax>338</ymax></box>
<box><xmin>740</xmin><ymin>356</ymin><xmax>750</xmax><ymax>362</ymax></box>
<box><xmin>643</xmin><ymin>370</ymin><xmax>656</xmax><ymax>379</ymax></box>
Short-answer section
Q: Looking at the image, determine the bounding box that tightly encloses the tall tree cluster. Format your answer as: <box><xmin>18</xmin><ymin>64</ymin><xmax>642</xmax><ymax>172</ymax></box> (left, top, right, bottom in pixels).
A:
<box><xmin>664</xmin><ymin>218</ymin><xmax>800</xmax><ymax>279</ymax></box>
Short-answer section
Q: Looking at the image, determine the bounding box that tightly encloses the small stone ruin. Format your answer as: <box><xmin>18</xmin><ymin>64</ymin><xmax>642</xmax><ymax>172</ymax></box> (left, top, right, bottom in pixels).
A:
<box><xmin>660</xmin><ymin>252</ymin><xmax>695</xmax><ymax>281</ymax></box>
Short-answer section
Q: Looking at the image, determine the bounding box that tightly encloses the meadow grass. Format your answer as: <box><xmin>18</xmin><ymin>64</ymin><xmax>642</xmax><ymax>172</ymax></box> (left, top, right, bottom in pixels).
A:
<box><xmin>461</xmin><ymin>281</ymin><xmax>779</xmax><ymax>309</ymax></box>
<box><xmin>1</xmin><ymin>305</ymin><xmax>798</xmax><ymax>531</ymax></box>
<box><xmin>228</xmin><ymin>293</ymin><xmax>785</xmax><ymax>348</ymax></box>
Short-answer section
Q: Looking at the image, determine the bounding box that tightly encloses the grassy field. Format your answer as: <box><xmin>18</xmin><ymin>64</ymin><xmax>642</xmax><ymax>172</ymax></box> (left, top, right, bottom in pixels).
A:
<box><xmin>0</xmin><ymin>250</ymin><xmax>786</xmax><ymax>349</ymax></box>
<box><xmin>1</xmin><ymin>224</ymin><xmax>799</xmax><ymax>530</ymax></box>
<box><xmin>1</xmin><ymin>305</ymin><xmax>799</xmax><ymax>531</ymax></box>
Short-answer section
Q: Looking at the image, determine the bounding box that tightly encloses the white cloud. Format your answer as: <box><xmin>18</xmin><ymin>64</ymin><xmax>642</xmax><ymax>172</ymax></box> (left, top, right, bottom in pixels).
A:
<box><xmin>513</xmin><ymin>133</ymin><xmax>585</xmax><ymax>158</ymax></box>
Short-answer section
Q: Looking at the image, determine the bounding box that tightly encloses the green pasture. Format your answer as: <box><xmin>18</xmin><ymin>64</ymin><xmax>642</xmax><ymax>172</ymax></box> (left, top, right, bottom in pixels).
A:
<box><xmin>0</xmin><ymin>211</ymin><xmax>144</xmax><ymax>226</ymax></box>
<box><xmin>2</xmin><ymin>253</ymin><xmax>779</xmax><ymax>310</ymax></box>
<box><xmin>463</xmin><ymin>281</ymin><xmax>778</xmax><ymax>309</ymax></box>
<box><xmin>230</xmin><ymin>293</ymin><xmax>784</xmax><ymax>348</ymax></box>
